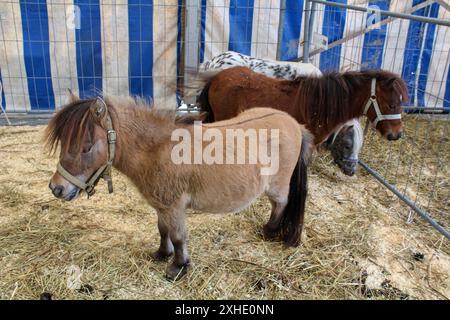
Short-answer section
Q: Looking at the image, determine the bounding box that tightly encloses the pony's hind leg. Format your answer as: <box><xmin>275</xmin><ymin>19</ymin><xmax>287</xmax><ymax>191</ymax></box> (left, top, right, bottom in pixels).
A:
<box><xmin>263</xmin><ymin>193</ymin><xmax>288</xmax><ymax>241</ymax></box>
<box><xmin>151</xmin><ymin>216</ymin><xmax>174</xmax><ymax>261</ymax></box>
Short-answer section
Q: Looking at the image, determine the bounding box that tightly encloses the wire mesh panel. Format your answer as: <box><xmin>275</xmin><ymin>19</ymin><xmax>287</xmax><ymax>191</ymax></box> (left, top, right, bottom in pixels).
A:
<box><xmin>305</xmin><ymin>0</ymin><xmax>449</xmax><ymax>234</ymax></box>
<box><xmin>199</xmin><ymin>0</ymin><xmax>283</xmax><ymax>63</ymax></box>
<box><xmin>307</xmin><ymin>0</ymin><xmax>449</xmax><ymax>110</ymax></box>
<box><xmin>0</xmin><ymin>0</ymin><xmax>184</xmax><ymax>112</ymax></box>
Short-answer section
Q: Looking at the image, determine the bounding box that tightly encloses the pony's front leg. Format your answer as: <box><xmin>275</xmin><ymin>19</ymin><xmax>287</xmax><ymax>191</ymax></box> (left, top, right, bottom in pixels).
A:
<box><xmin>151</xmin><ymin>216</ymin><xmax>174</xmax><ymax>261</ymax></box>
<box><xmin>159</xmin><ymin>201</ymin><xmax>190</xmax><ymax>280</ymax></box>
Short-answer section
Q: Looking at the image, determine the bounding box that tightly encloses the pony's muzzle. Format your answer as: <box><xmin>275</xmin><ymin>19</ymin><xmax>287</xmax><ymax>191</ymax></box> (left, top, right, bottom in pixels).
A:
<box><xmin>387</xmin><ymin>131</ymin><xmax>403</xmax><ymax>141</ymax></box>
<box><xmin>49</xmin><ymin>182</ymin><xmax>64</xmax><ymax>198</ymax></box>
<box><xmin>343</xmin><ymin>163</ymin><xmax>357</xmax><ymax>176</ymax></box>
<box><xmin>338</xmin><ymin>158</ymin><xmax>358</xmax><ymax>176</ymax></box>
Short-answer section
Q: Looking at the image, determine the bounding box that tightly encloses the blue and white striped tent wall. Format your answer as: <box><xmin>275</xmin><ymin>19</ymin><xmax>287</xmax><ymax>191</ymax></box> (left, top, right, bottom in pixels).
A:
<box><xmin>0</xmin><ymin>0</ymin><xmax>449</xmax><ymax>112</ymax></box>
<box><xmin>199</xmin><ymin>0</ymin><xmax>450</xmax><ymax>110</ymax></box>
<box><xmin>0</xmin><ymin>0</ymin><xmax>182</xmax><ymax>112</ymax></box>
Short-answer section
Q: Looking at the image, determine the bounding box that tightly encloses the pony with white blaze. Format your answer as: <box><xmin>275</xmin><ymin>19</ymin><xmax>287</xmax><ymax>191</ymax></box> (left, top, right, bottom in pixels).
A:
<box><xmin>198</xmin><ymin>51</ymin><xmax>364</xmax><ymax>176</ymax></box>
<box><xmin>325</xmin><ymin>119</ymin><xmax>364</xmax><ymax>176</ymax></box>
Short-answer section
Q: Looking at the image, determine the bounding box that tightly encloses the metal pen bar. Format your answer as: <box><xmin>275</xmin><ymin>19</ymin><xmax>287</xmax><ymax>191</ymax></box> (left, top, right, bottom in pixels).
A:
<box><xmin>302</xmin><ymin>0</ymin><xmax>312</xmax><ymax>63</ymax></box>
<box><xmin>304</xmin><ymin>0</ymin><xmax>318</xmax><ymax>63</ymax></box>
<box><xmin>0</xmin><ymin>82</ymin><xmax>11</xmax><ymax>125</ymax></box>
<box><xmin>358</xmin><ymin>160</ymin><xmax>450</xmax><ymax>240</ymax></box>
<box><xmin>299</xmin><ymin>0</ymin><xmax>439</xmax><ymax>61</ymax></box>
<box><xmin>310</xmin><ymin>0</ymin><xmax>450</xmax><ymax>27</ymax></box>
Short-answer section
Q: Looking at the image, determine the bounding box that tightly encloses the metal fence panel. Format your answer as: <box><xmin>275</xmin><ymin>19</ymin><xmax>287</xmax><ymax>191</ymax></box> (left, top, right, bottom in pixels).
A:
<box><xmin>0</xmin><ymin>0</ymin><xmax>182</xmax><ymax>112</ymax></box>
<box><xmin>304</xmin><ymin>0</ymin><xmax>449</xmax><ymax>238</ymax></box>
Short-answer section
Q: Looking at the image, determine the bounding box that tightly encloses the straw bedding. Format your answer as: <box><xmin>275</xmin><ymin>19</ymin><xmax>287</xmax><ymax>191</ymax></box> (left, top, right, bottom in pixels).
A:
<box><xmin>0</xmin><ymin>116</ymin><xmax>448</xmax><ymax>300</ymax></box>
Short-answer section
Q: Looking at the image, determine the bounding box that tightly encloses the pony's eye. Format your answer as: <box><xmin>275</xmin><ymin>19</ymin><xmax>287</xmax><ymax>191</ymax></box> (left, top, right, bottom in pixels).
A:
<box><xmin>82</xmin><ymin>145</ymin><xmax>93</xmax><ymax>153</ymax></box>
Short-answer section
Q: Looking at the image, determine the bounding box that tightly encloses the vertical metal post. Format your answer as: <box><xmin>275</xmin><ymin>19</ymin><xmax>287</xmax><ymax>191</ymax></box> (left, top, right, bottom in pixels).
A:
<box><xmin>184</xmin><ymin>0</ymin><xmax>201</xmax><ymax>105</ymax></box>
<box><xmin>302</xmin><ymin>0</ymin><xmax>311</xmax><ymax>63</ymax></box>
<box><xmin>276</xmin><ymin>0</ymin><xmax>287</xmax><ymax>61</ymax></box>
<box><xmin>303</xmin><ymin>0</ymin><xmax>317</xmax><ymax>63</ymax></box>
<box><xmin>0</xmin><ymin>82</ymin><xmax>11</xmax><ymax>125</ymax></box>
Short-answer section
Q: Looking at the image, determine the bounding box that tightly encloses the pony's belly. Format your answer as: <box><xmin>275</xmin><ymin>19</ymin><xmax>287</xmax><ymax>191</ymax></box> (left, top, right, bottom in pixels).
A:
<box><xmin>190</xmin><ymin>195</ymin><xmax>259</xmax><ymax>214</ymax></box>
<box><xmin>188</xmin><ymin>184</ymin><xmax>266</xmax><ymax>214</ymax></box>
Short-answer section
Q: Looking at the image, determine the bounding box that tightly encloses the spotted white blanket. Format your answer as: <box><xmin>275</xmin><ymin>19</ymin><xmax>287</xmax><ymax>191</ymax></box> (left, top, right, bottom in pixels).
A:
<box><xmin>200</xmin><ymin>51</ymin><xmax>322</xmax><ymax>80</ymax></box>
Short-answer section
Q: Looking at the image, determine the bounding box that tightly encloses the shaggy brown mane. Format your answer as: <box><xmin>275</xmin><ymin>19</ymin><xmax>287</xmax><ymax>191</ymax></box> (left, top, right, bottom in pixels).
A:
<box><xmin>293</xmin><ymin>69</ymin><xmax>409</xmax><ymax>134</ymax></box>
<box><xmin>45</xmin><ymin>96</ymin><xmax>203</xmax><ymax>155</ymax></box>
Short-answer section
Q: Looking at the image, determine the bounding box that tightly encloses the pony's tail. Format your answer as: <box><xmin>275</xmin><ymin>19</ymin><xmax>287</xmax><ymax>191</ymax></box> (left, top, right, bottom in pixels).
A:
<box><xmin>197</xmin><ymin>81</ymin><xmax>215</xmax><ymax>123</ymax></box>
<box><xmin>280</xmin><ymin>128</ymin><xmax>314</xmax><ymax>247</ymax></box>
<box><xmin>183</xmin><ymin>67</ymin><xmax>220</xmax><ymax>123</ymax></box>
<box><xmin>182</xmin><ymin>68</ymin><xmax>222</xmax><ymax>98</ymax></box>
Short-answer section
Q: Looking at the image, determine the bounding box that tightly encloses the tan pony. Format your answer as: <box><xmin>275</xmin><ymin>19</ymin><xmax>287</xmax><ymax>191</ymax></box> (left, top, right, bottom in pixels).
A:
<box><xmin>46</xmin><ymin>95</ymin><xmax>314</xmax><ymax>280</ymax></box>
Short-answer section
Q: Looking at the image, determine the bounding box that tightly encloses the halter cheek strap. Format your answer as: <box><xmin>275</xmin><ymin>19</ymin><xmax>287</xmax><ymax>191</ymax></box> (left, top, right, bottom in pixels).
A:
<box><xmin>330</xmin><ymin>125</ymin><xmax>343</xmax><ymax>145</ymax></box>
<box><xmin>57</xmin><ymin>97</ymin><xmax>116</xmax><ymax>198</ymax></box>
<box><xmin>329</xmin><ymin>125</ymin><xmax>358</xmax><ymax>164</ymax></box>
<box><xmin>363</xmin><ymin>78</ymin><xmax>401</xmax><ymax>128</ymax></box>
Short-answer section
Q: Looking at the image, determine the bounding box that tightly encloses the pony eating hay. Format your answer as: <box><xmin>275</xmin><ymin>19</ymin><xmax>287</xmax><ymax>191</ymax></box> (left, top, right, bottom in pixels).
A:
<box><xmin>46</xmin><ymin>95</ymin><xmax>314</xmax><ymax>280</ymax></box>
<box><xmin>325</xmin><ymin>119</ymin><xmax>364</xmax><ymax>176</ymax></box>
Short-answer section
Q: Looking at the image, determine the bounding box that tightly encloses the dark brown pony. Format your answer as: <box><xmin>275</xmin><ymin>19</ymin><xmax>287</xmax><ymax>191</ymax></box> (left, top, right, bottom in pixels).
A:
<box><xmin>194</xmin><ymin>67</ymin><xmax>408</xmax><ymax>144</ymax></box>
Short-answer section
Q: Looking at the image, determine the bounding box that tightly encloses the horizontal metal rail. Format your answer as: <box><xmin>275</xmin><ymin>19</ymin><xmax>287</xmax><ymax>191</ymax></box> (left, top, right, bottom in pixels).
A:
<box><xmin>297</xmin><ymin>0</ymin><xmax>440</xmax><ymax>61</ymax></box>
<box><xmin>311</xmin><ymin>0</ymin><xmax>450</xmax><ymax>27</ymax></box>
<box><xmin>358</xmin><ymin>160</ymin><xmax>450</xmax><ymax>240</ymax></box>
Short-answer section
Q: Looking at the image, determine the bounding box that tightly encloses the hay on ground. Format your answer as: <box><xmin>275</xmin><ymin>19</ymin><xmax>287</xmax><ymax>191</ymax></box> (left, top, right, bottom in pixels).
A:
<box><xmin>0</xmin><ymin>118</ymin><xmax>448</xmax><ymax>300</ymax></box>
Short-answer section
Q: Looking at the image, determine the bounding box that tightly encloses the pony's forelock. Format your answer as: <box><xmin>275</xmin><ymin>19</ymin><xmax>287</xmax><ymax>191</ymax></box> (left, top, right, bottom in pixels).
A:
<box><xmin>45</xmin><ymin>99</ymin><xmax>96</xmax><ymax>156</ymax></box>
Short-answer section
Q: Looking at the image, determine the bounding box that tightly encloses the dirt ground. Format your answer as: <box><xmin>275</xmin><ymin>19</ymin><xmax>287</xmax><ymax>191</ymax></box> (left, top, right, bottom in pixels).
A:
<box><xmin>0</xmin><ymin>124</ymin><xmax>449</xmax><ymax>300</ymax></box>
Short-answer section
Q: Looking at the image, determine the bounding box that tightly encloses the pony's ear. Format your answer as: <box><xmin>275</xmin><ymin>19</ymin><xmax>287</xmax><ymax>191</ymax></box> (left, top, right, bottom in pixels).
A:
<box><xmin>90</xmin><ymin>98</ymin><xmax>107</xmax><ymax>123</ymax></box>
<box><xmin>67</xmin><ymin>89</ymin><xmax>79</xmax><ymax>103</ymax></box>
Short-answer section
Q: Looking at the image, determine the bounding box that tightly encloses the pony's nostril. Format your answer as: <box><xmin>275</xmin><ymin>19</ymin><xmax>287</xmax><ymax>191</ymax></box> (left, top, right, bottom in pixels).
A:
<box><xmin>387</xmin><ymin>132</ymin><xmax>402</xmax><ymax>140</ymax></box>
<box><xmin>52</xmin><ymin>185</ymin><xmax>64</xmax><ymax>198</ymax></box>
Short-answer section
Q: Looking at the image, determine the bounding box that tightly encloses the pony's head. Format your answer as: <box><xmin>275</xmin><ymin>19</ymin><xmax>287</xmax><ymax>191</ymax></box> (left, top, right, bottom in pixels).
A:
<box><xmin>295</xmin><ymin>70</ymin><xmax>408</xmax><ymax>143</ymax></box>
<box><xmin>45</xmin><ymin>93</ymin><xmax>112</xmax><ymax>201</ymax></box>
<box><xmin>359</xmin><ymin>70</ymin><xmax>408</xmax><ymax>140</ymax></box>
<box><xmin>326</xmin><ymin>119</ymin><xmax>363</xmax><ymax>176</ymax></box>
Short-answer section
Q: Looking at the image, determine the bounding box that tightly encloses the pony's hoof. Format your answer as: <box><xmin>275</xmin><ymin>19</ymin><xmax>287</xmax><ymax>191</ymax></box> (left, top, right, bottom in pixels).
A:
<box><xmin>165</xmin><ymin>262</ymin><xmax>190</xmax><ymax>281</ymax></box>
<box><xmin>263</xmin><ymin>225</ymin><xmax>279</xmax><ymax>241</ymax></box>
<box><xmin>150</xmin><ymin>249</ymin><xmax>173</xmax><ymax>262</ymax></box>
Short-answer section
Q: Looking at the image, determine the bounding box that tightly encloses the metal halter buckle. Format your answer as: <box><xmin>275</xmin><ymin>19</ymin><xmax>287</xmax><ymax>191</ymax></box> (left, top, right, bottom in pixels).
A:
<box><xmin>85</xmin><ymin>185</ymin><xmax>95</xmax><ymax>197</ymax></box>
<box><xmin>107</xmin><ymin>130</ymin><xmax>117</xmax><ymax>143</ymax></box>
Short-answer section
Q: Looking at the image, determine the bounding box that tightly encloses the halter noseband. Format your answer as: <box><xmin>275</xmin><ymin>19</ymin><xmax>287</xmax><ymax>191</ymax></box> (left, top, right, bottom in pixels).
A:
<box><xmin>363</xmin><ymin>78</ymin><xmax>401</xmax><ymax>128</ymax></box>
<box><xmin>57</xmin><ymin>97</ymin><xmax>116</xmax><ymax>198</ymax></box>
